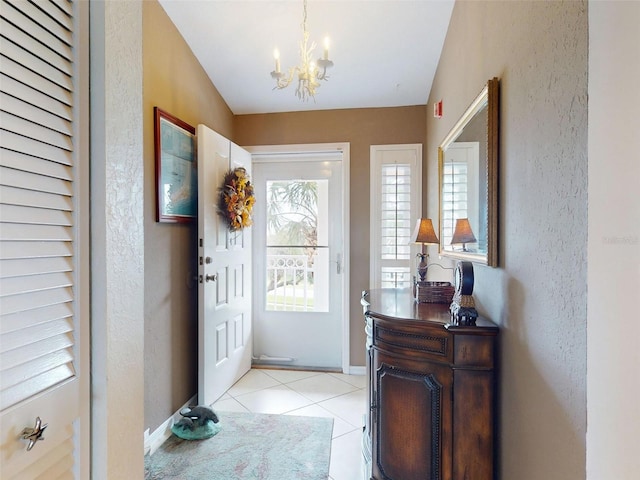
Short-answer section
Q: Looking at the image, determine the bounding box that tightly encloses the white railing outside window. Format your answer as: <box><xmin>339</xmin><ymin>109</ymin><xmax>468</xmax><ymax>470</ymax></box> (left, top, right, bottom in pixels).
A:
<box><xmin>266</xmin><ymin>254</ymin><xmax>315</xmax><ymax>311</ymax></box>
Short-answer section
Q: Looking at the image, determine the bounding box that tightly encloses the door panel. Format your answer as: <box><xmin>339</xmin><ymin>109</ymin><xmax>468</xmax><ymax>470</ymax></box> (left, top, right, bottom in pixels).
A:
<box><xmin>197</xmin><ymin>126</ymin><xmax>251</xmax><ymax>406</ymax></box>
<box><xmin>252</xmin><ymin>158</ymin><xmax>343</xmax><ymax>369</ymax></box>
<box><xmin>372</xmin><ymin>353</ymin><xmax>452</xmax><ymax>480</ymax></box>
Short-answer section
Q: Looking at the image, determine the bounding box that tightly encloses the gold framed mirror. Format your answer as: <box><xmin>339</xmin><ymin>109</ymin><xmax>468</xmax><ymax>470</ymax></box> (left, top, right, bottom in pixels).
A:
<box><xmin>438</xmin><ymin>77</ymin><xmax>499</xmax><ymax>266</ymax></box>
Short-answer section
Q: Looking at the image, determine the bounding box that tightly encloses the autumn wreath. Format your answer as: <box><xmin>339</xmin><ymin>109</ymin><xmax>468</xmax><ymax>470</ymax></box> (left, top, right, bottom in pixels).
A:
<box><xmin>218</xmin><ymin>167</ymin><xmax>255</xmax><ymax>231</ymax></box>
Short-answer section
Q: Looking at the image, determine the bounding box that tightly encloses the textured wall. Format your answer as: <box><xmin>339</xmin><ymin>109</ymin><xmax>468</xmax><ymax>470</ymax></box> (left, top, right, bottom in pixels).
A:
<box><xmin>234</xmin><ymin>107</ymin><xmax>426</xmax><ymax>366</ymax></box>
<box><xmin>587</xmin><ymin>3</ymin><xmax>640</xmax><ymax>478</ymax></box>
<box><xmin>90</xmin><ymin>0</ymin><xmax>145</xmax><ymax>477</ymax></box>
<box><xmin>142</xmin><ymin>0</ymin><xmax>234</xmax><ymax>432</ymax></box>
<box><xmin>426</xmin><ymin>2</ymin><xmax>587</xmax><ymax>479</ymax></box>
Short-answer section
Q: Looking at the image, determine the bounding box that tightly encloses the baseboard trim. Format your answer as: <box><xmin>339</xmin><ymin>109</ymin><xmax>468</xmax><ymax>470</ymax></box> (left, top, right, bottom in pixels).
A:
<box><xmin>144</xmin><ymin>394</ymin><xmax>197</xmax><ymax>456</ymax></box>
<box><xmin>347</xmin><ymin>365</ymin><xmax>366</xmax><ymax>375</ymax></box>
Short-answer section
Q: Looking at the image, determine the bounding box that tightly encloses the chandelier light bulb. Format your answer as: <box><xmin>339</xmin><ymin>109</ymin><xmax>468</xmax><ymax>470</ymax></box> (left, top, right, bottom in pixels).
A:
<box><xmin>323</xmin><ymin>37</ymin><xmax>330</xmax><ymax>60</ymax></box>
<box><xmin>273</xmin><ymin>48</ymin><xmax>281</xmax><ymax>73</ymax></box>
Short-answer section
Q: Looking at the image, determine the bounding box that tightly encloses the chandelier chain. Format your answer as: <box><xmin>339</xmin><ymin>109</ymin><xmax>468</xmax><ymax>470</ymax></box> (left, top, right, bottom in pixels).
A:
<box><xmin>302</xmin><ymin>0</ymin><xmax>308</xmax><ymax>33</ymax></box>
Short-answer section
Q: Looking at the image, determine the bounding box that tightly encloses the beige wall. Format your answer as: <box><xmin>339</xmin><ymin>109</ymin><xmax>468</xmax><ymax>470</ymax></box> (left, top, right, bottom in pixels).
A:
<box><xmin>426</xmin><ymin>2</ymin><xmax>587</xmax><ymax>479</ymax></box>
<box><xmin>234</xmin><ymin>107</ymin><xmax>427</xmax><ymax>365</ymax></box>
<box><xmin>142</xmin><ymin>0</ymin><xmax>234</xmax><ymax>431</ymax></box>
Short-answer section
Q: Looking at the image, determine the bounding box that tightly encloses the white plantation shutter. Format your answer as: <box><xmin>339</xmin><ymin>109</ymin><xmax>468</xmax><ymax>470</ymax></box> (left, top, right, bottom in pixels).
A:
<box><xmin>370</xmin><ymin>144</ymin><xmax>422</xmax><ymax>289</ymax></box>
<box><xmin>441</xmin><ymin>161</ymin><xmax>468</xmax><ymax>247</ymax></box>
<box><xmin>441</xmin><ymin>141</ymin><xmax>480</xmax><ymax>252</ymax></box>
<box><xmin>0</xmin><ymin>0</ymin><xmax>87</xmax><ymax>477</ymax></box>
<box><xmin>379</xmin><ymin>163</ymin><xmax>412</xmax><ymax>287</ymax></box>
<box><xmin>380</xmin><ymin>163</ymin><xmax>412</xmax><ymax>259</ymax></box>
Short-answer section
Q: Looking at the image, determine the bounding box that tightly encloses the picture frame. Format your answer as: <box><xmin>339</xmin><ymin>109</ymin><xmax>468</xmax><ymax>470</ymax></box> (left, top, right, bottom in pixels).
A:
<box><xmin>154</xmin><ymin>107</ymin><xmax>197</xmax><ymax>223</ymax></box>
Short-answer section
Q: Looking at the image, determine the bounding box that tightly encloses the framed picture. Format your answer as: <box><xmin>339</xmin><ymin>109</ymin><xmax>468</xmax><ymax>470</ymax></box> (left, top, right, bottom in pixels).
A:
<box><xmin>154</xmin><ymin>107</ymin><xmax>197</xmax><ymax>223</ymax></box>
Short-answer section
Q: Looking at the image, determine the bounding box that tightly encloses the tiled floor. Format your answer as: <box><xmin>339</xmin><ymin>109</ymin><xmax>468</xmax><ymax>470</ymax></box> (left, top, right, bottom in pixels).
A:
<box><xmin>212</xmin><ymin>368</ymin><xmax>366</xmax><ymax>480</ymax></box>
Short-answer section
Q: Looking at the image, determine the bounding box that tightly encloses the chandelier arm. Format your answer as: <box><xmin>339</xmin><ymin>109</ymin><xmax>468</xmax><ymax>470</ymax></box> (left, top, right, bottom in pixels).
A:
<box><xmin>316</xmin><ymin>66</ymin><xmax>329</xmax><ymax>81</ymax></box>
<box><xmin>273</xmin><ymin>67</ymin><xmax>296</xmax><ymax>90</ymax></box>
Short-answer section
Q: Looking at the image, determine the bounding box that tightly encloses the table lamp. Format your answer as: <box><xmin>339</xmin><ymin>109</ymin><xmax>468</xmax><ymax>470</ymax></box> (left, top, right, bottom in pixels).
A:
<box><xmin>450</xmin><ymin>218</ymin><xmax>477</xmax><ymax>252</ymax></box>
<box><xmin>411</xmin><ymin>218</ymin><xmax>440</xmax><ymax>282</ymax></box>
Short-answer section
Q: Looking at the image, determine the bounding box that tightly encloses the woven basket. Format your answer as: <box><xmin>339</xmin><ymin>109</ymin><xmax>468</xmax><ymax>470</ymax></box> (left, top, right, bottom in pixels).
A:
<box><xmin>415</xmin><ymin>281</ymin><xmax>455</xmax><ymax>304</ymax></box>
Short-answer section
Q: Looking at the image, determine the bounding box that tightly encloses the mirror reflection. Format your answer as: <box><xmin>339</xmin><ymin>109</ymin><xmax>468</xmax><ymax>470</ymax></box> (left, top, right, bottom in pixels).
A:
<box><xmin>439</xmin><ymin>78</ymin><xmax>499</xmax><ymax>266</ymax></box>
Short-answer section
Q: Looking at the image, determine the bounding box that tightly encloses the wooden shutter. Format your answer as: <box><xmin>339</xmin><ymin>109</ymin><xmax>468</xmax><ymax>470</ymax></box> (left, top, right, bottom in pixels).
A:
<box><xmin>1</xmin><ymin>0</ymin><xmax>86</xmax><ymax>477</ymax></box>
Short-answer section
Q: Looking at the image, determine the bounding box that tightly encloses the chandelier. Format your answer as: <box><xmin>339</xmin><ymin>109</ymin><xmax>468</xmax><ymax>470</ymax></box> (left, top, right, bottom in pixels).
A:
<box><xmin>270</xmin><ymin>0</ymin><xmax>334</xmax><ymax>101</ymax></box>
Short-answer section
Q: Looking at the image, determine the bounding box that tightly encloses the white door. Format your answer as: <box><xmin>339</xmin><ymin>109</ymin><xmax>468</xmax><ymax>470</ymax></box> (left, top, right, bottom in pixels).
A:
<box><xmin>0</xmin><ymin>0</ymin><xmax>89</xmax><ymax>478</ymax></box>
<box><xmin>197</xmin><ymin>125</ymin><xmax>252</xmax><ymax>406</ymax></box>
<box><xmin>252</xmin><ymin>155</ymin><xmax>344</xmax><ymax>369</ymax></box>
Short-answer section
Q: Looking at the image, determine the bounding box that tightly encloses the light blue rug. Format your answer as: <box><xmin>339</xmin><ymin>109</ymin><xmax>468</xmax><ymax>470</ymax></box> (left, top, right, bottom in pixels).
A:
<box><xmin>145</xmin><ymin>411</ymin><xmax>333</xmax><ymax>480</ymax></box>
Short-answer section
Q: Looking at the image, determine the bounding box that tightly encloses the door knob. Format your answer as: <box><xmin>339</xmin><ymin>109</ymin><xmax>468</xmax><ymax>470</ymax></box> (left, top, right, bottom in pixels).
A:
<box><xmin>21</xmin><ymin>416</ymin><xmax>47</xmax><ymax>451</ymax></box>
<box><xmin>205</xmin><ymin>274</ymin><xmax>217</xmax><ymax>282</ymax></box>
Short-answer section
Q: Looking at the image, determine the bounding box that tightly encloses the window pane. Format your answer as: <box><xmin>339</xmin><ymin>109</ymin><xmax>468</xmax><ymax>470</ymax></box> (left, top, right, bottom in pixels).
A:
<box><xmin>266</xmin><ymin>180</ymin><xmax>321</xmax><ymax>247</ymax></box>
<box><xmin>265</xmin><ymin>180</ymin><xmax>329</xmax><ymax>312</ymax></box>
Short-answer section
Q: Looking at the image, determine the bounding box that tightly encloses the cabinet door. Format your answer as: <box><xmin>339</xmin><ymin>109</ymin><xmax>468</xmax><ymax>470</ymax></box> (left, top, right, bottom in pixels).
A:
<box><xmin>372</xmin><ymin>351</ymin><xmax>452</xmax><ymax>480</ymax></box>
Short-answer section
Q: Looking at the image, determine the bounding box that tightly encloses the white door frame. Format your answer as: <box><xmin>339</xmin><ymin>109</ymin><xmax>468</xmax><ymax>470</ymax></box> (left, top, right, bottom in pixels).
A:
<box><xmin>245</xmin><ymin>143</ymin><xmax>350</xmax><ymax>373</ymax></box>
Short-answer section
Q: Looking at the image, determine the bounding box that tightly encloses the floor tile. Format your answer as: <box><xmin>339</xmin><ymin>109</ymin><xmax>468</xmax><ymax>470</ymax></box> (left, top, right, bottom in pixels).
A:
<box><xmin>225</xmin><ymin>369</ymin><xmax>280</xmax><ymax>397</ymax></box>
<box><xmin>287</xmin><ymin>373</ymin><xmax>360</xmax><ymax>403</ymax></box>
<box><xmin>319</xmin><ymin>389</ymin><xmax>366</xmax><ymax>428</ymax></box>
<box><xmin>329</xmin><ymin>429</ymin><xmax>364</xmax><ymax>480</ymax></box>
<box><xmin>212</xmin><ymin>396</ymin><xmax>250</xmax><ymax>413</ymax></box>
<box><xmin>285</xmin><ymin>403</ymin><xmax>359</xmax><ymax>438</ymax></box>
<box><xmin>329</xmin><ymin>372</ymin><xmax>367</xmax><ymax>389</ymax></box>
<box><xmin>234</xmin><ymin>384</ymin><xmax>314</xmax><ymax>414</ymax></box>
<box><xmin>260</xmin><ymin>368</ymin><xmax>323</xmax><ymax>384</ymax></box>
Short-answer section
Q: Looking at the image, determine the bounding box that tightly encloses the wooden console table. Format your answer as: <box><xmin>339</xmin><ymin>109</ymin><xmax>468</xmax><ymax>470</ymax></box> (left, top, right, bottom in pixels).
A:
<box><xmin>361</xmin><ymin>289</ymin><xmax>499</xmax><ymax>480</ymax></box>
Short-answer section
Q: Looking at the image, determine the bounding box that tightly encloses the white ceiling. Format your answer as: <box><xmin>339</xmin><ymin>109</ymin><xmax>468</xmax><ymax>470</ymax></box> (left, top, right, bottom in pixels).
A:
<box><xmin>158</xmin><ymin>0</ymin><xmax>455</xmax><ymax>115</ymax></box>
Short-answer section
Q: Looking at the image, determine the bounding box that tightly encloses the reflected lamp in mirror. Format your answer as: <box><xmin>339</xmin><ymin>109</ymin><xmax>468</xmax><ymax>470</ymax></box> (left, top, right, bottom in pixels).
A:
<box><xmin>451</xmin><ymin>218</ymin><xmax>477</xmax><ymax>252</ymax></box>
<box><xmin>438</xmin><ymin>77</ymin><xmax>499</xmax><ymax>266</ymax></box>
<box><xmin>411</xmin><ymin>218</ymin><xmax>440</xmax><ymax>282</ymax></box>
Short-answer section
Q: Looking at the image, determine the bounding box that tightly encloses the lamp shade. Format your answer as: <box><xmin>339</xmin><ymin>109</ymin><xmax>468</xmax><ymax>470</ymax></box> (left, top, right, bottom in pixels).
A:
<box><xmin>411</xmin><ymin>218</ymin><xmax>440</xmax><ymax>245</ymax></box>
<box><xmin>450</xmin><ymin>218</ymin><xmax>477</xmax><ymax>245</ymax></box>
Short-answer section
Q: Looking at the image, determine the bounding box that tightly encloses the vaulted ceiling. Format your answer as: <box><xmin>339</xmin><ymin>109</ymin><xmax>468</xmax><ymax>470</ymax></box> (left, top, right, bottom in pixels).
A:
<box><xmin>158</xmin><ymin>0</ymin><xmax>455</xmax><ymax>115</ymax></box>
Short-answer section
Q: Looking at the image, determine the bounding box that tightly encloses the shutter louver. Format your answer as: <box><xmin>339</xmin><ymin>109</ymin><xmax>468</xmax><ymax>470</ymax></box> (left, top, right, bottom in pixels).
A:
<box><xmin>0</xmin><ymin>0</ymin><xmax>76</xmax><ymax>412</ymax></box>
